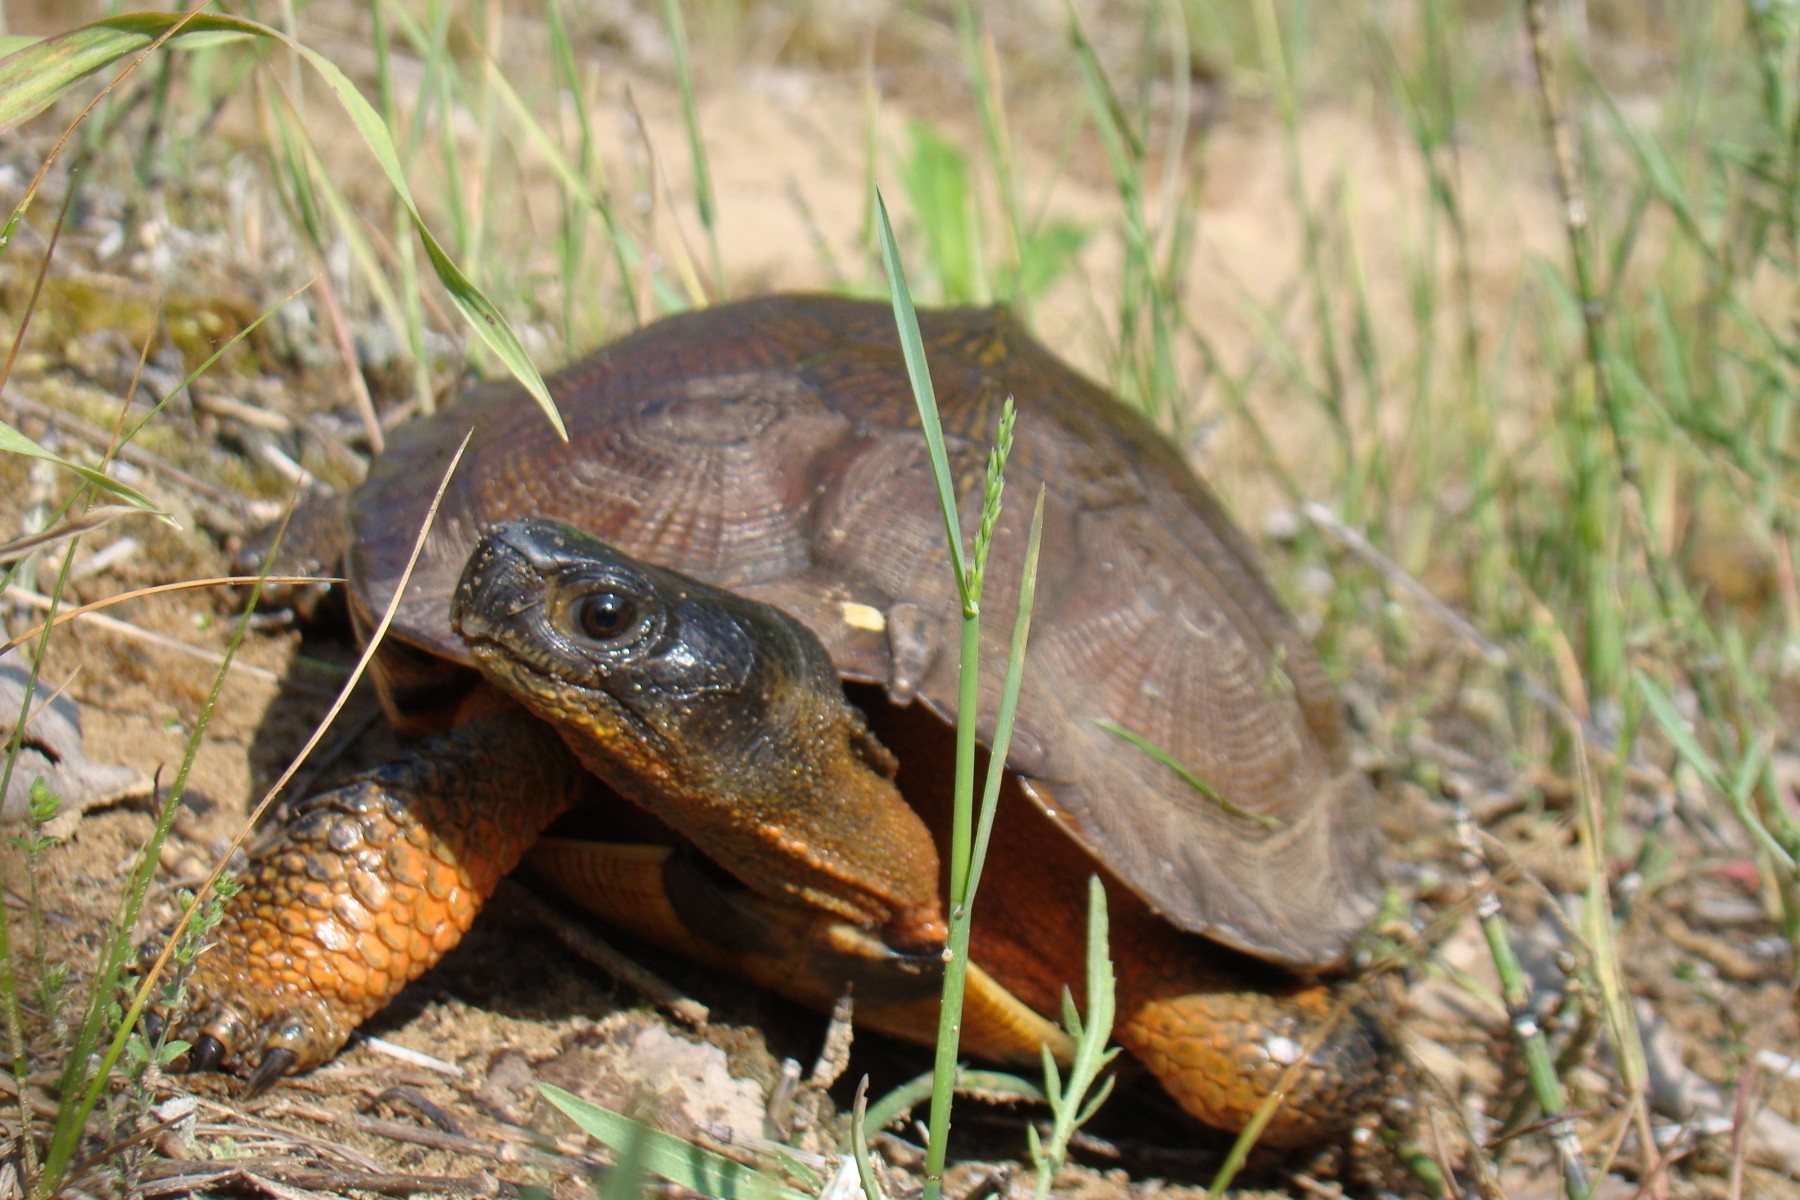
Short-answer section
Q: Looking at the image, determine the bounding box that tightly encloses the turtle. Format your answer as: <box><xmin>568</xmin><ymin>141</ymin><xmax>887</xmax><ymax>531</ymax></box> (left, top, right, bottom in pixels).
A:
<box><xmin>156</xmin><ymin>294</ymin><xmax>1404</xmax><ymax>1161</ymax></box>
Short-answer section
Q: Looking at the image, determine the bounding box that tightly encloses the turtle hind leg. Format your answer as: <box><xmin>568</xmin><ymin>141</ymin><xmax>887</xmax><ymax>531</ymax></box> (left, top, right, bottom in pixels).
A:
<box><xmin>148</xmin><ymin>707</ymin><xmax>594</xmax><ymax>1083</ymax></box>
<box><xmin>1121</xmin><ymin>982</ymin><xmax>1438</xmax><ymax>1195</ymax></box>
<box><xmin>1121</xmin><ymin>981</ymin><xmax>1386</xmax><ymax>1148</ymax></box>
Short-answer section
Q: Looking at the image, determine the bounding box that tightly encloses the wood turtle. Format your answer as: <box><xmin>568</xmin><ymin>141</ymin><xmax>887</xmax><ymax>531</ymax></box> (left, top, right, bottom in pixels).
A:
<box><xmin>156</xmin><ymin>295</ymin><xmax>1402</xmax><ymax>1157</ymax></box>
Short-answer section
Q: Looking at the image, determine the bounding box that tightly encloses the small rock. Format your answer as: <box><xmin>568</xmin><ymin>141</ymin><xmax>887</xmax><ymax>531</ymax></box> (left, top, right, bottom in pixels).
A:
<box><xmin>475</xmin><ymin>1049</ymin><xmax>539</xmax><ymax>1124</ymax></box>
<box><xmin>540</xmin><ymin>1012</ymin><xmax>768</xmax><ymax>1147</ymax></box>
<box><xmin>0</xmin><ymin>659</ymin><xmax>151</xmax><ymax>834</ymax></box>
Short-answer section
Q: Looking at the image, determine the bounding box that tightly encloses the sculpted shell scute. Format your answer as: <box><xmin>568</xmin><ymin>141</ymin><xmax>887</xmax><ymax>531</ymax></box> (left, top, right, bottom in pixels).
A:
<box><xmin>348</xmin><ymin>295</ymin><xmax>1380</xmax><ymax>970</ymax></box>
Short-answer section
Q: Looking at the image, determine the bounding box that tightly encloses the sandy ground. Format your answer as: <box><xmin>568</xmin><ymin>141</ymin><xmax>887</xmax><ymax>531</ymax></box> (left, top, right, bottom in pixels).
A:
<box><xmin>1</xmin><ymin>5</ymin><xmax>1797</xmax><ymax>1198</ymax></box>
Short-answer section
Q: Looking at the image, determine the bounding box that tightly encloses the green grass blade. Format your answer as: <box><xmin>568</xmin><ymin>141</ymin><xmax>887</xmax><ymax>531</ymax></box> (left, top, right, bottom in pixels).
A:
<box><xmin>862</xmin><ymin>1069</ymin><xmax>1046</xmax><ymax>1134</ymax></box>
<box><xmin>37</xmin><ymin>509</ymin><xmax>279</xmax><ymax>1193</ymax></box>
<box><xmin>1631</xmin><ymin>671</ymin><xmax>1725</xmax><ymax>793</ymax></box>
<box><xmin>967</xmin><ymin>487</ymin><xmax>1043</xmax><ymax>900</ymax></box>
<box><xmin>657</xmin><ymin>0</ymin><xmax>724</xmax><ymax>300</ymax></box>
<box><xmin>0</xmin><ymin>15</ymin><xmax>247</xmax><ymax>133</ymax></box>
<box><xmin>540</xmin><ymin>1085</ymin><xmax>806</xmax><ymax>1200</ymax></box>
<box><xmin>878</xmin><ymin>186</ymin><xmax>977</xmax><ymax>1200</ymax></box>
<box><xmin>875</xmin><ymin>190</ymin><xmax>968</xmax><ymax>603</ymax></box>
<box><xmin>0</xmin><ymin>12</ymin><xmax>561</xmax><ymax>438</ymax></box>
<box><xmin>476</xmin><ymin>48</ymin><xmax>677</xmax><ymax>313</ymax></box>
<box><xmin>597</xmin><ymin>1106</ymin><xmax>651</xmax><ymax>1200</ymax></box>
<box><xmin>0</xmin><ymin>422</ymin><xmax>160</xmax><ymax>514</ymax></box>
<box><xmin>265</xmin><ymin>96</ymin><xmax>416</xmax><ymax>384</ymax></box>
<box><xmin>898</xmin><ymin>121</ymin><xmax>981</xmax><ymax>304</ymax></box>
<box><xmin>1636</xmin><ymin>671</ymin><xmax>1795</xmax><ymax>871</ymax></box>
<box><xmin>952</xmin><ymin>0</ymin><xmax>1026</xmax><ymax>303</ymax></box>
<box><xmin>282</xmin><ymin>40</ymin><xmax>560</xmax><ymax>435</ymax></box>
<box><xmin>850</xmin><ymin>1079</ymin><xmax>888</xmax><ymax>1200</ymax></box>
<box><xmin>1094</xmin><ymin>719</ymin><xmax>1283</xmax><ymax>829</ymax></box>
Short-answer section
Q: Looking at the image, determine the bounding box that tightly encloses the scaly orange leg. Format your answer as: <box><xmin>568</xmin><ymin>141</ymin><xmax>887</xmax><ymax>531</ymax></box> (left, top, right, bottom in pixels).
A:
<box><xmin>148</xmin><ymin>709</ymin><xmax>594</xmax><ymax>1090</ymax></box>
<box><xmin>1119</xmin><ymin>979</ymin><xmax>1392</xmax><ymax>1148</ymax></box>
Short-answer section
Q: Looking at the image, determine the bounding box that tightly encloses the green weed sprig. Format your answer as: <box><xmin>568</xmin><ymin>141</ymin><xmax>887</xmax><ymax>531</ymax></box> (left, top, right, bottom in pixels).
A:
<box><xmin>876</xmin><ymin>190</ymin><xmax>1054</xmax><ymax>1200</ymax></box>
<box><xmin>1028</xmin><ymin>879</ymin><xmax>1117</xmax><ymax>1200</ymax></box>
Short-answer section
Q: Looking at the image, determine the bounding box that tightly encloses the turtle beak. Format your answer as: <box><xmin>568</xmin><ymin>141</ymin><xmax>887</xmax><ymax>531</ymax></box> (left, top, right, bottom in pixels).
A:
<box><xmin>451</xmin><ymin>518</ymin><xmax>568</xmax><ymax>648</ymax></box>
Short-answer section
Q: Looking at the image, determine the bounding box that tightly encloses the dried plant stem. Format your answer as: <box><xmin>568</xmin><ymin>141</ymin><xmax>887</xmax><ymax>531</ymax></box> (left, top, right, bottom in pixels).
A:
<box><xmin>127</xmin><ymin>433</ymin><xmax>469</xmax><ymax>1010</ymax></box>
<box><xmin>1304</xmin><ymin>502</ymin><xmax>1617</xmax><ymax>751</ymax></box>
<box><xmin>0</xmin><ymin>574</ymin><xmax>336</xmax><ymax>657</ymax></box>
<box><xmin>497</xmin><ymin>881</ymin><xmax>707</xmax><ymax>1029</ymax></box>
<box><xmin>1568</xmin><ymin>722</ymin><xmax>1657</xmax><ymax>1184</ymax></box>
<box><xmin>1521</xmin><ymin>0</ymin><xmax>1684</xmax><ymax>637</ymax></box>
<box><xmin>1</xmin><ymin>586</ymin><xmax>316</xmax><ymax>686</ymax></box>
<box><xmin>312</xmin><ymin>268</ymin><xmax>385</xmax><ymax>455</ymax></box>
<box><xmin>35</xmin><ymin>516</ymin><xmax>268</xmax><ymax>1195</ymax></box>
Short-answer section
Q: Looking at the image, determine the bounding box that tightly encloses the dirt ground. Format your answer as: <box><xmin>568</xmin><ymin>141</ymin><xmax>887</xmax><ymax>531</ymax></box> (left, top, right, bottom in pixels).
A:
<box><xmin>2</xmin><ymin>4</ymin><xmax>1797</xmax><ymax>1199</ymax></box>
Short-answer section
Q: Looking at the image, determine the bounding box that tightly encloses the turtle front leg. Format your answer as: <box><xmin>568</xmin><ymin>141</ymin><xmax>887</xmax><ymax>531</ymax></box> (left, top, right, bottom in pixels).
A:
<box><xmin>150</xmin><ymin>708</ymin><xmax>593</xmax><ymax>1089</ymax></box>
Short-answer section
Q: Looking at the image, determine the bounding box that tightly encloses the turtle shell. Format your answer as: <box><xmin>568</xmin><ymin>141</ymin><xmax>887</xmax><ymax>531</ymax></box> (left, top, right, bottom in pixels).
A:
<box><xmin>347</xmin><ymin>295</ymin><xmax>1380</xmax><ymax>971</ymax></box>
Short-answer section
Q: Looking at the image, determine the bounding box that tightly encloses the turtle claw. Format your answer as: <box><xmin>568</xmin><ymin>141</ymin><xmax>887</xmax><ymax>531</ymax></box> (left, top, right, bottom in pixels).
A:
<box><xmin>161</xmin><ymin>988</ymin><xmax>359</xmax><ymax>1086</ymax></box>
<box><xmin>246</xmin><ymin>1046</ymin><xmax>298</xmax><ymax>1097</ymax></box>
<box><xmin>151</xmin><ymin>999</ymin><xmax>337</xmax><ymax>1090</ymax></box>
<box><xmin>187</xmin><ymin>1034</ymin><xmax>226</xmax><ymax>1074</ymax></box>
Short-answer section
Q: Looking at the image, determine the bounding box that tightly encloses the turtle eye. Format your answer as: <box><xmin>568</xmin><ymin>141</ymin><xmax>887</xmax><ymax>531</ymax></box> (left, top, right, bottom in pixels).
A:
<box><xmin>576</xmin><ymin>590</ymin><xmax>639</xmax><ymax>643</ymax></box>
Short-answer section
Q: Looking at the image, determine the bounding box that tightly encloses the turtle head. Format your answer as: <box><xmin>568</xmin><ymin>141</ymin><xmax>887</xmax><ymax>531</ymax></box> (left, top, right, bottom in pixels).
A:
<box><xmin>450</xmin><ymin>517</ymin><xmax>829</xmax><ymax>783</ymax></box>
<box><xmin>454</xmin><ymin>518</ymin><xmax>946</xmax><ymax>949</ymax></box>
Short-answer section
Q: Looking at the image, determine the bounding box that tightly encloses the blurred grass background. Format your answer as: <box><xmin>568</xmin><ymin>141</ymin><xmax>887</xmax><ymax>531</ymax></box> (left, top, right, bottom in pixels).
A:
<box><xmin>0</xmin><ymin>0</ymin><xmax>1797</xmax><ymax>1194</ymax></box>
